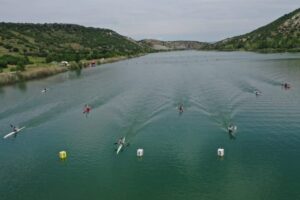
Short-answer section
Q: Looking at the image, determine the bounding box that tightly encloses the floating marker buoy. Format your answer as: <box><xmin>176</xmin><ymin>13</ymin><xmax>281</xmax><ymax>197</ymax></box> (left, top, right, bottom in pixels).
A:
<box><xmin>137</xmin><ymin>149</ymin><xmax>144</xmax><ymax>157</ymax></box>
<box><xmin>217</xmin><ymin>148</ymin><xmax>224</xmax><ymax>157</ymax></box>
<box><xmin>59</xmin><ymin>151</ymin><xmax>67</xmax><ymax>159</ymax></box>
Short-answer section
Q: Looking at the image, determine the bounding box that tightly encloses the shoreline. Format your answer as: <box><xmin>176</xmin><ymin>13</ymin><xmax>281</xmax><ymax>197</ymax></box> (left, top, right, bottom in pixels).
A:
<box><xmin>0</xmin><ymin>54</ymin><xmax>146</xmax><ymax>87</ymax></box>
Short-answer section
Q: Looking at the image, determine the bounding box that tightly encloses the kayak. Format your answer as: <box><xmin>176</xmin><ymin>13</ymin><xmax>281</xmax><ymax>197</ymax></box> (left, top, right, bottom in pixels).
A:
<box><xmin>3</xmin><ymin>127</ymin><xmax>26</xmax><ymax>139</ymax></box>
<box><xmin>228</xmin><ymin>126</ymin><xmax>237</xmax><ymax>132</ymax></box>
<box><xmin>116</xmin><ymin>137</ymin><xmax>125</xmax><ymax>154</ymax></box>
<box><xmin>254</xmin><ymin>90</ymin><xmax>261</xmax><ymax>95</ymax></box>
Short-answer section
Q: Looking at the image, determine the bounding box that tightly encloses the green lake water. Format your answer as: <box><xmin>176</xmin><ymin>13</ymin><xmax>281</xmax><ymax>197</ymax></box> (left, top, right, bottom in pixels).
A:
<box><xmin>0</xmin><ymin>51</ymin><xmax>300</xmax><ymax>200</ymax></box>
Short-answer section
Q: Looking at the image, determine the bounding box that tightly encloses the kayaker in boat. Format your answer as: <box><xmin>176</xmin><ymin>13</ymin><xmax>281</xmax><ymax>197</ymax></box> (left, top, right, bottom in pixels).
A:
<box><xmin>178</xmin><ymin>103</ymin><xmax>184</xmax><ymax>113</ymax></box>
<box><xmin>83</xmin><ymin>104</ymin><xmax>91</xmax><ymax>116</ymax></box>
<box><xmin>227</xmin><ymin>124</ymin><xmax>235</xmax><ymax>133</ymax></box>
<box><xmin>115</xmin><ymin>137</ymin><xmax>125</xmax><ymax>146</ymax></box>
<box><xmin>10</xmin><ymin>124</ymin><xmax>17</xmax><ymax>132</ymax></box>
<box><xmin>254</xmin><ymin>90</ymin><xmax>261</xmax><ymax>96</ymax></box>
<box><xmin>118</xmin><ymin>139</ymin><xmax>123</xmax><ymax>145</ymax></box>
<box><xmin>283</xmin><ymin>83</ymin><xmax>291</xmax><ymax>89</ymax></box>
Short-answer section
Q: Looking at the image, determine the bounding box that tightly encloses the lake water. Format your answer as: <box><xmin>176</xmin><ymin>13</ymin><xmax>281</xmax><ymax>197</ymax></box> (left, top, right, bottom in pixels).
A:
<box><xmin>1</xmin><ymin>51</ymin><xmax>300</xmax><ymax>200</ymax></box>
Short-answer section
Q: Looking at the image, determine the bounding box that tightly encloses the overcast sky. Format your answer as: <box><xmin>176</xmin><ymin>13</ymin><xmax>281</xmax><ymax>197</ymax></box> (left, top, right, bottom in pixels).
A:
<box><xmin>0</xmin><ymin>0</ymin><xmax>299</xmax><ymax>41</ymax></box>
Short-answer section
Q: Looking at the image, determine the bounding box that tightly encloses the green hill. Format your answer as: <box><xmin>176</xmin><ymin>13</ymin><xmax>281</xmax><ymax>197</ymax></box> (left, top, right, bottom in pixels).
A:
<box><xmin>0</xmin><ymin>23</ymin><xmax>150</xmax><ymax>69</ymax></box>
<box><xmin>139</xmin><ymin>39</ymin><xmax>209</xmax><ymax>51</ymax></box>
<box><xmin>210</xmin><ymin>8</ymin><xmax>300</xmax><ymax>52</ymax></box>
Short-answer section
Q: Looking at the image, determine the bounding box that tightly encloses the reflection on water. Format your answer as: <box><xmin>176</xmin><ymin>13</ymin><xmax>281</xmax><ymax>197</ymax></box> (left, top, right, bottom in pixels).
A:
<box><xmin>75</xmin><ymin>69</ymin><xmax>82</xmax><ymax>77</ymax></box>
<box><xmin>16</xmin><ymin>81</ymin><xmax>27</xmax><ymax>92</ymax></box>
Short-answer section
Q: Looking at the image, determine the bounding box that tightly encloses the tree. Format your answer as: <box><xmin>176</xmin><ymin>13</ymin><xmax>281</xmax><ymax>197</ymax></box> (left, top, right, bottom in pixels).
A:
<box><xmin>16</xmin><ymin>61</ymin><xmax>25</xmax><ymax>71</ymax></box>
<box><xmin>0</xmin><ymin>59</ymin><xmax>7</xmax><ymax>68</ymax></box>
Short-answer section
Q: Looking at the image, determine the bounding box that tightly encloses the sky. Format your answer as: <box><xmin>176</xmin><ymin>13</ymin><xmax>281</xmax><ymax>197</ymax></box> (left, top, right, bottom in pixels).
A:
<box><xmin>0</xmin><ymin>0</ymin><xmax>299</xmax><ymax>42</ymax></box>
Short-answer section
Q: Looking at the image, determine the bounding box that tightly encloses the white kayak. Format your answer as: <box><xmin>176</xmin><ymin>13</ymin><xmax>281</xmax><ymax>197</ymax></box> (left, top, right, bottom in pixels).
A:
<box><xmin>228</xmin><ymin>126</ymin><xmax>237</xmax><ymax>132</ymax></box>
<box><xmin>41</xmin><ymin>88</ymin><xmax>49</xmax><ymax>93</ymax></box>
<box><xmin>3</xmin><ymin>127</ymin><xmax>26</xmax><ymax>139</ymax></box>
<box><xmin>254</xmin><ymin>90</ymin><xmax>261</xmax><ymax>95</ymax></box>
<box><xmin>116</xmin><ymin>137</ymin><xmax>126</xmax><ymax>154</ymax></box>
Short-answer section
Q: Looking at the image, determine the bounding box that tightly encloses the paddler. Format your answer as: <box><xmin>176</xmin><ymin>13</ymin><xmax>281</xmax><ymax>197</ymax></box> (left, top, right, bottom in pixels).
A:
<box><xmin>10</xmin><ymin>124</ymin><xmax>17</xmax><ymax>132</ymax></box>
<box><xmin>227</xmin><ymin>124</ymin><xmax>236</xmax><ymax>134</ymax></box>
<box><xmin>118</xmin><ymin>137</ymin><xmax>124</xmax><ymax>145</ymax></box>
<box><xmin>178</xmin><ymin>103</ymin><xmax>184</xmax><ymax>113</ymax></box>
<box><xmin>83</xmin><ymin>104</ymin><xmax>91</xmax><ymax>116</ymax></box>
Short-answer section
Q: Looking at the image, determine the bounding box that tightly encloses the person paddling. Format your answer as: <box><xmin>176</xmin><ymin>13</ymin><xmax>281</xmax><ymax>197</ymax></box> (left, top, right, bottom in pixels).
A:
<box><xmin>83</xmin><ymin>104</ymin><xmax>92</xmax><ymax>117</ymax></box>
<box><xmin>10</xmin><ymin>124</ymin><xmax>17</xmax><ymax>132</ymax></box>
<box><xmin>41</xmin><ymin>88</ymin><xmax>48</xmax><ymax>93</ymax></box>
<box><xmin>118</xmin><ymin>138</ymin><xmax>124</xmax><ymax>145</ymax></box>
<box><xmin>178</xmin><ymin>103</ymin><xmax>184</xmax><ymax>113</ymax></box>
<box><xmin>283</xmin><ymin>83</ymin><xmax>291</xmax><ymax>89</ymax></box>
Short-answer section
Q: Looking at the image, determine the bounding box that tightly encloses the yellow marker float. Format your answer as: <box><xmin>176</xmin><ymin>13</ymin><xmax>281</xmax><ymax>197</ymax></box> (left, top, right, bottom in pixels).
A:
<box><xmin>59</xmin><ymin>151</ymin><xmax>67</xmax><ymax>159</ymax></box>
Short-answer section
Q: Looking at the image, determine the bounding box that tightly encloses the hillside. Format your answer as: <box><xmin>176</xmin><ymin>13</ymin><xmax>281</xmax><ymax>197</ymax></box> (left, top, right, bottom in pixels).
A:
<box><xmin>0</xmin><ymin>23</ymin><xmax>150</xmax><ymax>68</ymax></box>
<box><xmin>209</xmin><ymin>8</ymin><xmax>300</xmax><ymax>52</ymax></box>
<box><xmin>139</xmin><ymin>39</ymin><xmax>208</xmax><ymax>51</ymax></box>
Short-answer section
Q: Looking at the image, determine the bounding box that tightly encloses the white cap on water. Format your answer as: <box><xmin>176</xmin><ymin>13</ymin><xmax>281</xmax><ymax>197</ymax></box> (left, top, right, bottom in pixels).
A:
<box><xmin>137</xmin><ymin>149</ymin><xmax>144</xmax><ymax>157</ymax></box>
<box><xmin>217</xmin><ymin>148</ymin><xmax>224</xmax><ymax>157</ymax></box>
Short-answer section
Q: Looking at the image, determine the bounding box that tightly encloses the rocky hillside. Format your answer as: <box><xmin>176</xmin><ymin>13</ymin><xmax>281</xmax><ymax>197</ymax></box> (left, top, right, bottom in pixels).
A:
<box><xmin>0</xmin><ymin>23</ymin><xmax>150</xmax><ymax>67</ymax></box>
<box><xmin>139</xmin><ymin>39</ymin><xmax>208</xmax><ymax>51</ymax></box>
<box><xmin>210</xmin><ymin>8</ymin><xmax>300</xmax><ymax>52</ymax></box>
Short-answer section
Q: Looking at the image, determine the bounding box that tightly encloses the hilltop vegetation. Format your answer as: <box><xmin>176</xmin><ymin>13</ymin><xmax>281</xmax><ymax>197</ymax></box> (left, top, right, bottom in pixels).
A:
<box><xmin>209</xmin><ymin>8</ymin><xmax>300</xmax><ymax>52</ymax></box>
<box><xmin>141</xmin><ymin>8</ymin><xmax>300</xmax><ymax>53</ymax></box>
<box><xmin>139</xmin><ymin>39</ymin><xmax>209</xmax><ymax>51</ymax></box>
<box><xmin>0</xmin><ymin>23</ymin><xmax>150</xmax><ymax>70</ymax></box>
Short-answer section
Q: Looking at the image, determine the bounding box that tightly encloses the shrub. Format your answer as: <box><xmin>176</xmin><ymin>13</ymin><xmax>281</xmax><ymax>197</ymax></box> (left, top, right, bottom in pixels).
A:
<box><xmin>0</xmin><ymin>55</ymin><xmax>29</xmax><ymax>66</ymax></box>
<box><xmin>68</xmin><ymin>61</ymin><xmax>80</xmax><ymax>70</ymax></box>
<box><xmin>0</xmin><ymin>60</ymin><xmax>8</xmax><ymax>68</ymax></box>
<box><xmin>10</xmin><ymin>67</ymin><xmax>17</xmax><ymax>72</ymax></box>
<box><xmin>12</xmin><ymin>47</ymin><xmax>19</xmax><ymax>52</ymax></box>
<box><xmin>16</xmin><ymin>62</ymin><xmax>25</xmax><ymax>71</ymax></box>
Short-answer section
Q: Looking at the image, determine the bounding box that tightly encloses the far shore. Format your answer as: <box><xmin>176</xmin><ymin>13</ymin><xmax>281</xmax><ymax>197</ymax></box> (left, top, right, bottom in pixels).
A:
<box><xmin>0</xmin><ymin>54</ymin><xmax>145</xmax><ymax>87</ymax></box>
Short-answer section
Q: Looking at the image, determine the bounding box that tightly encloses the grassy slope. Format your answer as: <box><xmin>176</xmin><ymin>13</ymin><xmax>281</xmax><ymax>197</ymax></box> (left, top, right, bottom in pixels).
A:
<box><xmin>139</xmin><ymin>39</ymin><xmax>209</xmax><ymax>51</ymax></box>
<box><xmin>210</xmin><ymin>8</ymin><xmax>300</xmax><ymax>52</ymax></box>
<box><xmin>0</xmin><ymin>23</ymin><xmax>150</xmax><ymax>64</ymax></box>
<box><xmin>0</xmin><ymin>23</ymin><xmax>151</xmax><ymax>86</ymax></box>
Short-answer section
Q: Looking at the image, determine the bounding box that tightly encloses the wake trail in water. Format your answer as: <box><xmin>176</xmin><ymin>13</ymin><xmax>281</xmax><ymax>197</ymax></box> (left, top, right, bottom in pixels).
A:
<box><xmin>249</xmin><ymin>72</ymin><xmax>284</xmax><ymax>87</ymax></box>
<box><xmin>234</xmin><ymin>79</ymin><xmax>260</xmax><ymax>94</ymax></box>
<box><xmin>85</xmin><ymin>91</ymin><xmax>125</xmax><ymax>111</ymax></box>
<box><xmin>190</xmin><ymin>82</ymin><xmax>246</xmax><ymax>135</ymax></box>
<box><xmin>0</xmin><ymin>92</ymin><xmax>42</xmax><ymax>120</ymax></box>
<box><xmin>23</xmin><ymin>88</ymin><xmax>126</xmax><ymax>130</ymax></box>
<box><xmin>22</xmin><ymin>102</ymin><xmax>74</xmax><ymax>128</ymax></box>
<box><xmin>116</xmin><ymin>89</ymin><xmax>171</xmax><ymax>143</ymax></box>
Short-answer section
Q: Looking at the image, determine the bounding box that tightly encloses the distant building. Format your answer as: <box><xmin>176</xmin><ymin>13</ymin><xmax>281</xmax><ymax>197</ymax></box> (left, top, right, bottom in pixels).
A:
<box><xmin>60</xmin><ymin>61</ymin><xmax>69</xmax><ymax>67</ymax></box>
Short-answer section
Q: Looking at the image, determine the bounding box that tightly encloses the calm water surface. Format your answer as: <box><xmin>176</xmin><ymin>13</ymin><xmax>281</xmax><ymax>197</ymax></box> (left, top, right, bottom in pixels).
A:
<box><xmin>0</xmin><ymin>51</ymin><xmax>300</xmax><ymax>200</ymax></box>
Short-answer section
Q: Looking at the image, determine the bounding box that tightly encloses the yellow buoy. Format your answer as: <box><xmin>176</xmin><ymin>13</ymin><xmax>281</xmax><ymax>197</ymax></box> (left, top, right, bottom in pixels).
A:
<box><xmin>59</xmin><ymin>151</ymin><xmax>67</xmax><ymax>159</ymax></box>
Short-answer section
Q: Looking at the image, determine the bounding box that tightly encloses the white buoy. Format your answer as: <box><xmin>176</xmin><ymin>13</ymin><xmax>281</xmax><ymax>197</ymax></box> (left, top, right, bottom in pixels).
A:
<box><xmin>217</xmin><ymin>148</ymin><xmax>224</xmax><ymax>157</ymax></box>
<box><xmin>137</xmin><ymin>149</ymin><xmax>144</xmax><ymax>157</ymax></box>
